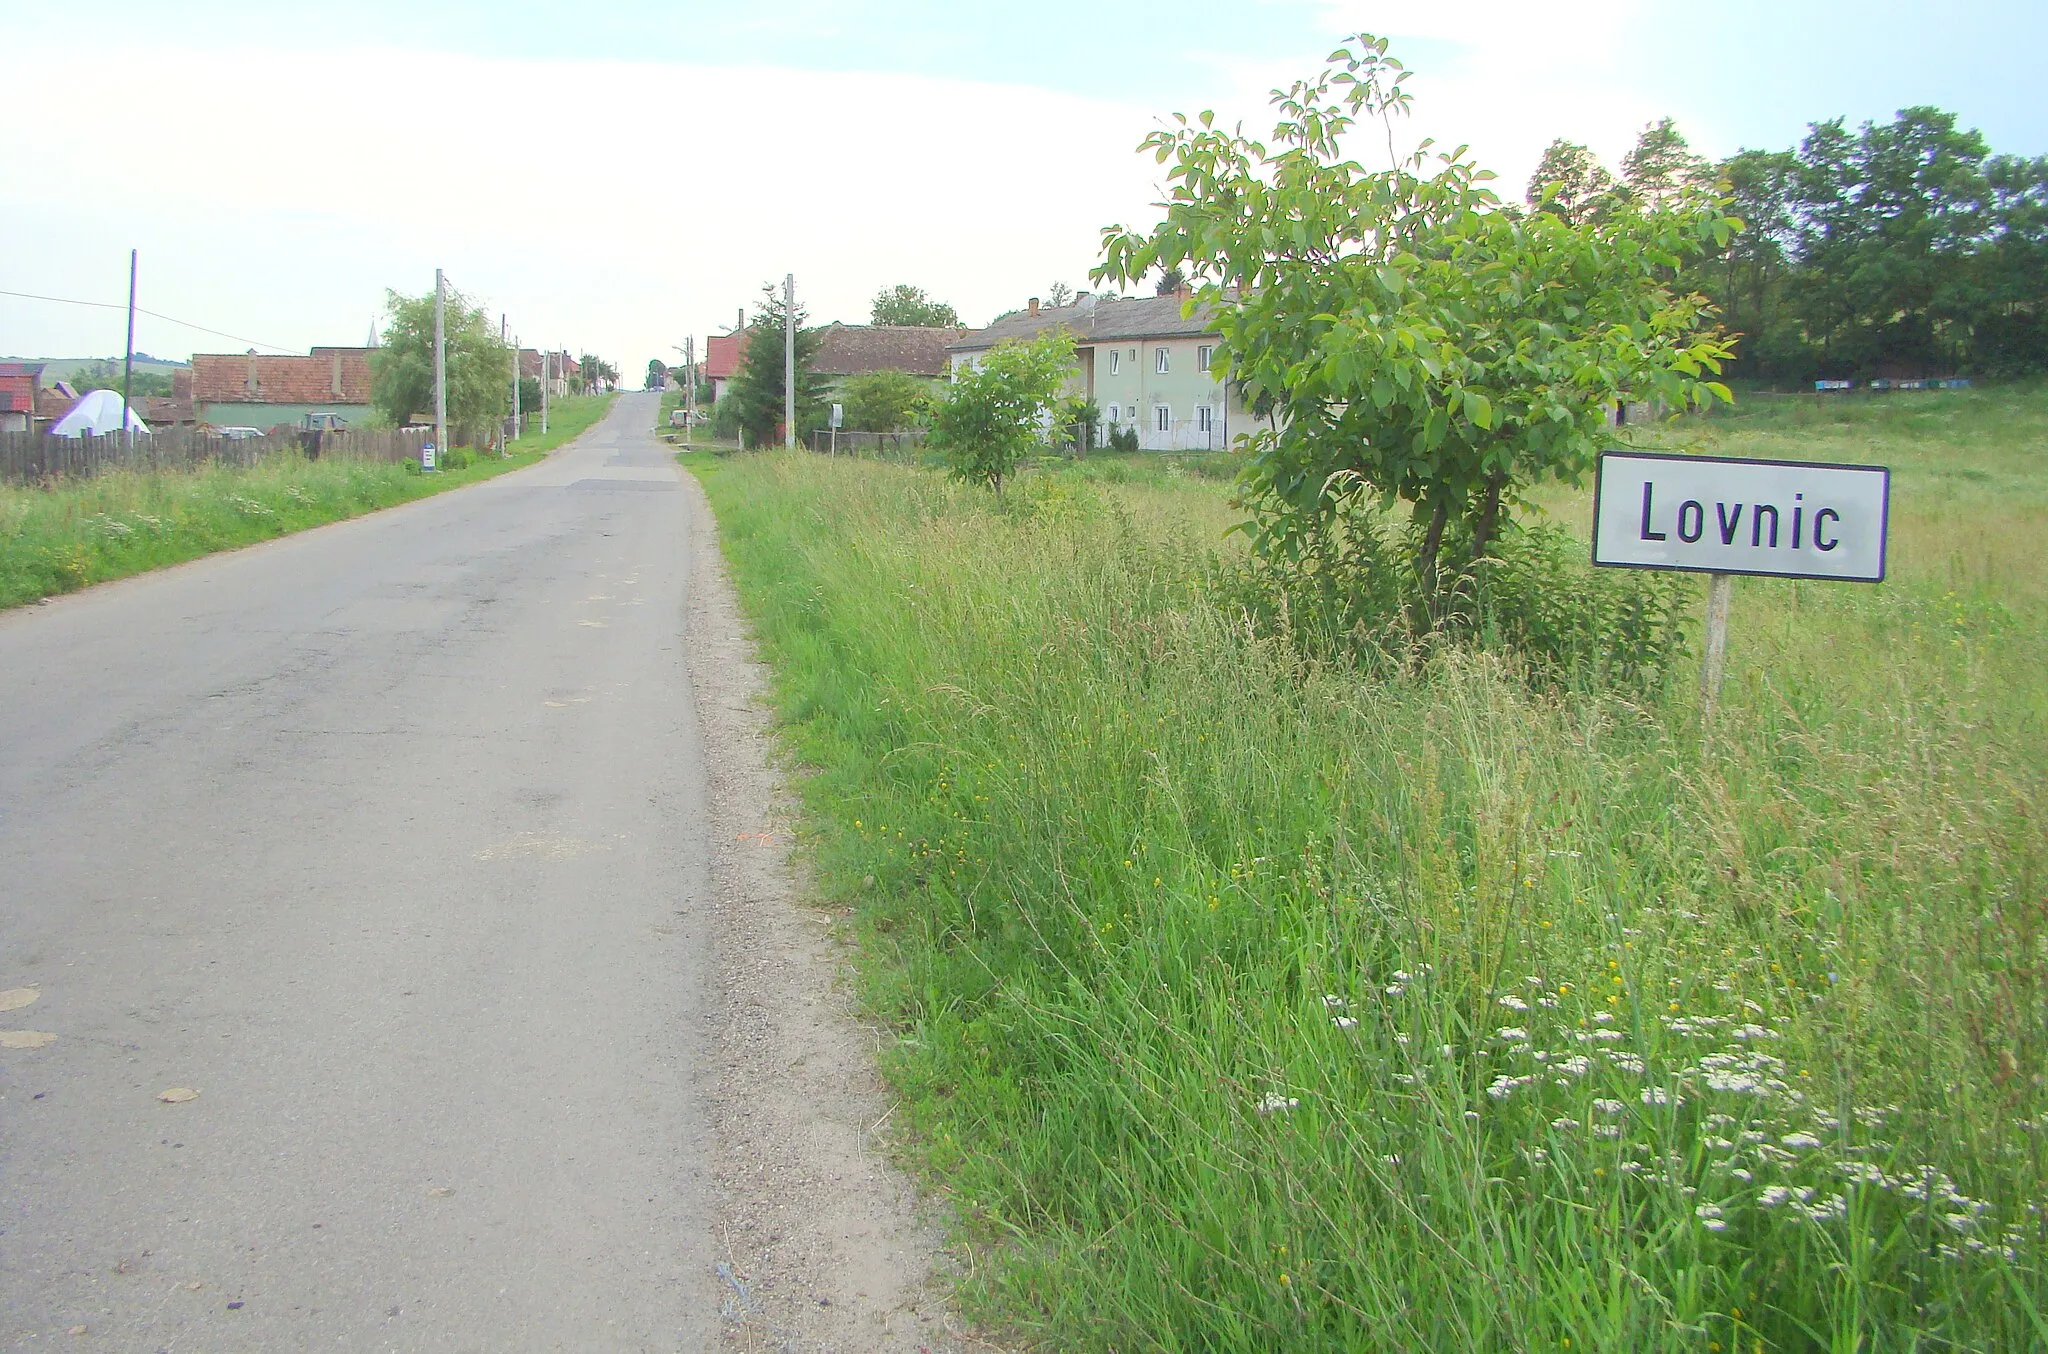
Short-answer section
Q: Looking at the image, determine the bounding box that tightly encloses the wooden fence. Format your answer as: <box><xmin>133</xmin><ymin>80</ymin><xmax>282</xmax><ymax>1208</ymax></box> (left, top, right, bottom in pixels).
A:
<box><xmin>0</xmin><ymin>426</ymin><xmax>429</xmax><ymax>487</ymax></box>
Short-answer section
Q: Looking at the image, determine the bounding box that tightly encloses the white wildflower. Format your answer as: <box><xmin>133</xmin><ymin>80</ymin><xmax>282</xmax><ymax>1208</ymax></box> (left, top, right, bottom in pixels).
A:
<box><xmin>1592</xmin><ymin>1124</ymin><xmax>1622</xmax><ymax>1139</ymax></box>
<box><xmin>1524</xmin><ymin>975</ymin><xmax>1544</xmax><ymax>988</ymax></box>
<box><xmin>1322</xmin><ymin>994</ymin><xmax>1348</xmax><ymax>1009</ymax></box>
<box><xmin>1591</xmin><ymin>1098</ymin><xmax>1625</xmax><ymax>1117</ymax></box>
<box><xmin>1486</xmin><ymin>1074</ymin><xmax>1531</xmax><ymax>1101</ymax></box>
<box><xmin>1641</xmin><ymin>1087</ymin><xmax>1680</xmax><ymax>1107</ymax></box>
<box><xmin>1495</xmin><ymin>1026</ymin><xmax>1530</xmax><ymax>1043</ymax></box>
<box><xmin>1254</xmin><ymin>1093</ymin><xmax>1299</xmax><ymax>1116</ymax></box>
<box><xmin>1554</xmin><ymin>1056</ymin><xmax>1593</xmax><ymax>1079</ymax></box>
<box><xmin>1606</xmin><ymin>1052</ymin><xmax>1646</xmax><ymax>1075</ymax></box>
<box><xmin>1553</xmin><ymin>1115</ymin><xmax>1581</xmax><ymax>1130</ymax></box>
<box><xmin>1758</xmin><ymin>1185</ymin><xmax>1792</xmax><ymax>1208</ymax></box>
<box><xmin>1384</xmin><ymin>984</ymin><xmax>1407</xmax><ymax>997</ymax></box>
<box><xmin>1593</xmin><ymin>1011</ymin><xmax>1615</xmax><ymax>1024</ymax></box>
<box><xmin>1781</xmin><ymin>1131</ymin><xmax>1822</xmax><ymax>1149</ymax></box>
<box><xmin>1331</xmin><ymin>1016</ymin><xmax>1358</xmax><ymax>1030</ymax></box>
<box><xmin>1497</xmin><ymin>994</ymin><xmax>1529</xmax><ymax>1012</ymax></box>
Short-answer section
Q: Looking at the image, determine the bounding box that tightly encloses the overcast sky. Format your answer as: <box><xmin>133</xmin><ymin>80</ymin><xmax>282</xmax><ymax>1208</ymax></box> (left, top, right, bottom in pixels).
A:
<box><xmin>4</xmin><ymin>1</ymin><xmax>2042</xmax><ymax>372</ymax></box>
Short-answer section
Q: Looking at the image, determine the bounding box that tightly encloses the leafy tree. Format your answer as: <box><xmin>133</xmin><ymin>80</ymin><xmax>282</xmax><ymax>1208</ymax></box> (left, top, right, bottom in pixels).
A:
<box><xmin>577</xmin><ymin>353</ymin><xmax>618</xmax><ymax>393</ymax></box>
<box><xmin>1526</xmin><ymin>138</ymin><xmax>1618</xmax><ymax>225</ymax></box>
<box><xmin>870</xmin><ymin>284</ymin><xmax>961</xmax><ymax>327</ymax></box>
<box><xmin>924</xmin><ymin>331</ymin><xmax>1075</xmax><ymax>496</ymax></box>
<box><xmin>1045</xmin><ymin>281</ymin><xmax>1075</xmax><ymax>308</ymax></box>
<box><xmin>370</xmin><ymin>286</ymin><xmax>513</xmax><ymax>444</ymax></box>
<box><xmin>839</xmin><ymin>369</ymin><xmax>927</xmax><ymax>433</ymax></box>
<box><xmin>1154</xmin><ymin>266</ymin><xmax>1187</xmax><ymax>295</ymax></box>
<box><xmin>645</xmin><ymin>358</ymin><xmax>668</xmax><ymax>390</ymax></box>
<box><xmin>518</xmin><ymin>375</ymin><xmax>541</xmax><ymax>415</ymax></box>
<box><xmin>1096</xmin><ymin>33</ymin><xmax>1735</xmax><ymax>587</ymax></box>
<box><xmin>1620</xmin><ymin>117</ymin><xmax>1710</xmax><ymax>210</ymax></box>
<box><xmin>728</xmin><ymin>282</ymin><xmax>826</xmax><ymax>448</ymax></box>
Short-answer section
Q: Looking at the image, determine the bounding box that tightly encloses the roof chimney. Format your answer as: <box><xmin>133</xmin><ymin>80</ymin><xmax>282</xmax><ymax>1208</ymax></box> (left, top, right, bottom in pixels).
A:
<box><xmin>1027</xmin><ymin>297</ymin><xmax>1040</xmax><ymax>315</ymax></box>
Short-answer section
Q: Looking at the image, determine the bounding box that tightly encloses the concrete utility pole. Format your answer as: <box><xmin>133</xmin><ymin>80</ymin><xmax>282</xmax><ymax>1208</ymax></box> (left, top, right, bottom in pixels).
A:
<box><xmin>685</xmin><ymin>335</ymin><xmax>695</xmax><ymax>444</ymax></box>
<box><xmin>433</xmin><ymin>268</ymin><xmax>447</xmax><ymax>467</ymax></box>
<box><xmin>120</xmin><ymin>249</ymin><xmax>137</xmax><ymax>449</ymax></box>
<box><xmin>512</xmin><ymin>331</ymin><xmax>522</xmax><ymax>443</ymax></box>
<box><xmin>541</xmin><ymin>349</ymin><xmax>551</xmax><ymax>436</ymax></box>
<box><xmin>783</xmin><ymin>273</ymin><xmax>795</xmax><ymax>449</ymax></box>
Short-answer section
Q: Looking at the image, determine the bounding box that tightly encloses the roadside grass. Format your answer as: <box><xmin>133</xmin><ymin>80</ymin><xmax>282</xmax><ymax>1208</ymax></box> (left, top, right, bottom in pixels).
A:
<box><xmin>0</xmin><ymin>393</ymin><xmax>614</xmax><ymax>609</ymax></box>
<box><xmin>683</xmin><ymin>384</ymin><xmax>2044</xmax><ymax>1350</ymax></box>
<box><xmin>510</xmin><ymin>391</ymin><xmax>614</xmax><ymax>455</ymax></box>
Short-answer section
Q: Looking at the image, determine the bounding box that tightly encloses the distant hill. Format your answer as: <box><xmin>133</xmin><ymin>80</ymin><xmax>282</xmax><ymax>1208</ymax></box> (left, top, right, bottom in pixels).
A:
<box><xmin>0</xmin><ymin>355</ymin><xmax>191</xmax><ymax>384</ymax></box>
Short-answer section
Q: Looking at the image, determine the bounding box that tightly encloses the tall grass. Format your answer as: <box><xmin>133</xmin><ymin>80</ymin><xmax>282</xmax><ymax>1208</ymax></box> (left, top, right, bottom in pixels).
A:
<box><xmin>684</xmin><ymin>386</ymin><xmax>2044</xmax><ymax>1351</ymax></box>
<box><xmin>0</xmin><ymin>449</ymin><xmax>531</xmax><ymax>609</ymax></box>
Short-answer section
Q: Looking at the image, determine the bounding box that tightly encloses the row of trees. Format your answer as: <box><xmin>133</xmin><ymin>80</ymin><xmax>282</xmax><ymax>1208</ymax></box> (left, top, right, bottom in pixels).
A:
<box><xmin>368</xmin><ymin>287</ymin><xmax>613</xmax><ymax>443</ymax></box>
<box><xmin>1531</xmin><ymin>112</ymin><xmax>2048</xmax><ymax>381</ymax></box>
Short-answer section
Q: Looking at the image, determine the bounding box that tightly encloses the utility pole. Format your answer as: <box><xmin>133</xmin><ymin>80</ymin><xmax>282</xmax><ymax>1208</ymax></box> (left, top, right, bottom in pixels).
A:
<box><xmin>783</xmin><ymin>273</ymin><xmax>795</xmax><ymax>449</ymax></box>
<box><xmin>433</xmin><ymin>268</ymin><xmax>447</xmax><ymax>468</ymax></box>
<box><xmin>542</xmin><ymin>349</ymin><xmax>550</xmax><ymax>435</ymax></box>
<box><xmin>499</xmin><ymin>314</ymin><xmax>508</xmax><ymax>456</ymax></box>
<box><xmin>685</xmin><ymin>335</ymin><xmax>695</xmax><ymax>445</ymax></box>
<box><xmin>120</xmin><ymin>249</ymin><xmax>137</xmax><ymax>448</ymax></box>
<box><xmin>512</xmin><ymin>331</ymin><xmax>523</xmax><ymax>444</ymax></box>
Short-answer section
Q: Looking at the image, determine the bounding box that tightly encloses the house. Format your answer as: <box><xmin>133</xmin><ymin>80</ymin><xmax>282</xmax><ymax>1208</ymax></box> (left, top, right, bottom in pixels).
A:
<box><xmin>703</xmin><ymin>332</ymin><xmax>744</xmax><ymax>404</ymax></box>
<box><xmin>811</xmin><ymin>323</ymin><xmax>965</xmax><ymax>392</ymax></box>
<box><xmin>189</xmin><ymin>347</ymin><xmax>375</xmax><ymax>431</ymax></box>
<box><xmin>0</xmin><ymin>362</ymin><xmax>44</xmax><ymax>433</ymax></box>
<box><xmin>946</xmin><ymin>293</ymin><xmax>1251</xmax><ymax>451</ymax></box>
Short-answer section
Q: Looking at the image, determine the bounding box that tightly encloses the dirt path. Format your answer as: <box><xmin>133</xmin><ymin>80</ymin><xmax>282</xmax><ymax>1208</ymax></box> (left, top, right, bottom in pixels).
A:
<box><xmin>680</xmin><ymin>462</ymin><xmax>980</xmax><ymax>1354</ymax></box>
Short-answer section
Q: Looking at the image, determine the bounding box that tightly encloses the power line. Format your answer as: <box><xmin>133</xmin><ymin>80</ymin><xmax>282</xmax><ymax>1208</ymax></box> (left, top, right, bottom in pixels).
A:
<box><xmin>0</xmin><ymin>286</ymin><xmax>296</xmax><ymax>354</ymax></box>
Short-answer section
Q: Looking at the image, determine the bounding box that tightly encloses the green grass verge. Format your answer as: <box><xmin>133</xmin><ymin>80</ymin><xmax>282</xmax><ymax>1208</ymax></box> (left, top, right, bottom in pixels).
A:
<box><xmin>683</xmin><ymin>383</ymin><xmax>2044</xmax><ymax>1350</ymax></box>
<box><xmin>1</xmin><ymin>393</ymin><xmax>616</xmax><ymax>610</ymax></box>
<box><xmin>510</xmin><ymin>391</ymin><xmax>615</xmax><ymax>455</ymax></box>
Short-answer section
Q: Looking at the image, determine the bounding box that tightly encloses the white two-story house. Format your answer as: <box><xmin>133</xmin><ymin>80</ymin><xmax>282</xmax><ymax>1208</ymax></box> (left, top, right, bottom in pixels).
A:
<box><xmin>945</xmin><ymin>292</ymin><xmax>1253</xmax><ymax>451</ymax></box>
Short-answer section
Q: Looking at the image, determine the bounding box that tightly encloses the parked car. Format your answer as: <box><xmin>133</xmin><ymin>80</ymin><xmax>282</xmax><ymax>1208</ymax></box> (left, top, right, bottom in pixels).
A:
<box><xmin>669</xmin><ymin>408</ymin><xmax>693</xmax><ymax>428</ymax></box>
<box><xmin>215</xmin><ymin>426</ymin><xmax>265</xmax><ymax>440</ymax></box>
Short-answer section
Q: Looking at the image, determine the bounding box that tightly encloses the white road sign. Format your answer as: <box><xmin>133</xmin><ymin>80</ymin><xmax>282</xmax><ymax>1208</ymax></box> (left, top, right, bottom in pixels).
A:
<box><xmin>1592</xmin><ymin>451</ymin><xmax>1889</xmax><ymax>582</ymax></box>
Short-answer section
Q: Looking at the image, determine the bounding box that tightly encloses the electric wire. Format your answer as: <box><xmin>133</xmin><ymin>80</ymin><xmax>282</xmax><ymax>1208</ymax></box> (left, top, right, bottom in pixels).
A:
<box><xmin>0</xmin><ymin>287</ymin><xmax>296</xmax><ymax>354</ymax></box>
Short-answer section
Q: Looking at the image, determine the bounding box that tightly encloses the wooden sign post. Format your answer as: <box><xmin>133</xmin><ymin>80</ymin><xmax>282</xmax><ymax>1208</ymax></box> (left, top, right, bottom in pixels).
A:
<box><xmin>1591</xmin><ymin>451</ymin><xmax>1891</xmax><ymax>725</ymax></box>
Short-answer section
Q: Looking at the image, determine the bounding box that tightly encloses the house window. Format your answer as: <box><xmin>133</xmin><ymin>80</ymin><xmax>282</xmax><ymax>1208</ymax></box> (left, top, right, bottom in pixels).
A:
<box><xmin>1108</xmin><ymin>350</ymin><xmax>1120</xmax><ymax>375</ymax></box>
<box><xmin>1155</xmin><ymin>405</ymin><xmax>1171</xmax><ymax>433</ymax></box>
<box><xmin>1155</xmin><ymin>347</ymin><xmax>1170</xmax><ymax>374</ymax></box>
<box><xmin>1197</xmin><ymin>405</ymin><xmax>1213</xmax><ymax>432</ymax></box>
<box><xmin>1108</xmin><ymin>404</ymin><xmax>1120</xmax><ymax>423</ymax></box>
<box><xmin>1198</xmin><ymin>345</ymin><xmax>1213</xmax><ymax>372</ymax></box>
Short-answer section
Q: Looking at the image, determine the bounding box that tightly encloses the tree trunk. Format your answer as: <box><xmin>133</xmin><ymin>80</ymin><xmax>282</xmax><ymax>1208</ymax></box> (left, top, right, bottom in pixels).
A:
<box><xmin>1471</xmin><ymin>473</ymin><xmax>1506</xmax><ymax>561</ymax></box>
<box><xmin>1417</xmin><ymin>499</ymin><xmax>1450</xmax><ymax>591</ymax></box>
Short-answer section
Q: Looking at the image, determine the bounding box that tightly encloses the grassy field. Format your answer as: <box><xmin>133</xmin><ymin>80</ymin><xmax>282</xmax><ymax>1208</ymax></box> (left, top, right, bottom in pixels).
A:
<box><xmin>685</xmin><ymin>382</ymin><xmax>2044</xmax><ymax>1351</ymax></box>
<box><xmin>0</xmin><ymin>394</ymin><xmax>613</xmax><ymax>609</ymax></box>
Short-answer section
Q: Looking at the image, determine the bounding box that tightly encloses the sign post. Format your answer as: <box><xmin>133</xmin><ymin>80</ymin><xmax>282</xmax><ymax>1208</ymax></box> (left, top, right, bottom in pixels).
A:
<box><xmin>1592</xmin><ymin>450</ymin><xmax>1890</xmax><ymax>724</ymax></box>
<box><xmin>829</xmin><ymin>401</ymin><xmax>842</xmax><ymax>457</ymax></box>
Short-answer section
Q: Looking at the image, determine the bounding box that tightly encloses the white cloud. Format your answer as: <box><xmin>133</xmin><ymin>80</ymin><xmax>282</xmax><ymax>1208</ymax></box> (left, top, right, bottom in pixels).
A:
<box><xmin>1</xmin><ymin>45</ymin><xmax>1164</xmax><ymax>365</ymax></box>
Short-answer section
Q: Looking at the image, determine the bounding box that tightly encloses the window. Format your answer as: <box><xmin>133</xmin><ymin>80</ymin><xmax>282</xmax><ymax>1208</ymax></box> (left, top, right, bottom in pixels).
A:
<box><xmin>1155</xmin><ymin>405</ymin><xmax>1171</xmax><ymax>432</ymax></box>
<box><xmin>1197</xmin><ymin>345</ymin><xmax>1213</xmax><ymax>372</ymax></box>
<box><xmin>1155</xmin><ymin>347</ymin><xmax>1170</xmax><ymax>374</ymax></box>
<box><xmin>1197</xmin><ymin>405</ymin><xmax>1213</xmax><ymax>432</ymax></box>
<box><xmin>1108</xmin><ymin>404</ymin><xmax>1120</xmax><ymax>423</ymax></box>
<box><xmin>1108</xmin><ymin>350</ymin><xmax>1120</xmax><ymax>375</ymax></box>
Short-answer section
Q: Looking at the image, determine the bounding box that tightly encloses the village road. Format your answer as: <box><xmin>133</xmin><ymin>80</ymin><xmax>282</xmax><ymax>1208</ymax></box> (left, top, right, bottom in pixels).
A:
<box><xmin>0</xmin><ymin>394</ymin><xmax>723</xmax><ymax>1350</ymax></box>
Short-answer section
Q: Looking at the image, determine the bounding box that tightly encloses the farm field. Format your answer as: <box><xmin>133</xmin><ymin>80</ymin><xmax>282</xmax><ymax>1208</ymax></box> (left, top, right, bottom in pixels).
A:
<box><xmin>684</xmin><ymin>381</ymin><xmax>2045</xmax><ymax>1351</ymax></box>
<box><xmin>0</xmin><ymin>395</ymin><xmax>613</xmax><ymax>610</ymax></box>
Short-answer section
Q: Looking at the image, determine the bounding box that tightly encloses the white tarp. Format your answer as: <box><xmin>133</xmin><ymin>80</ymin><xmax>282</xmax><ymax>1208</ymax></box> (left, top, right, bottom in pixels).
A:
<box><xmin>49</xmin><ymin>388</ymin><xmax>150</xmax><ymax>438</ymax></box>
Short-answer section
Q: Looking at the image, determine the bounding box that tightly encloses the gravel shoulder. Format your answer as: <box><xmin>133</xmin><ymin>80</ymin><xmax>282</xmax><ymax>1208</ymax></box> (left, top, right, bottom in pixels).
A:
<box><xmin>679</xmin><ymin>461</ymin><xmax>982</xmax><ymax>1354</ymax></box>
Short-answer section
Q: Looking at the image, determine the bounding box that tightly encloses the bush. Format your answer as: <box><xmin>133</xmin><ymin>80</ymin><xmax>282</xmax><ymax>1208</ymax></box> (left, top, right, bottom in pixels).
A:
<box><xmin>1223</xmin><ymin>496</ymin><xmax>1689</xmax><ymax>691</ymax></box>
<box><xmin>1109</xmin><ymin>425</ymin><xmax>1140</xmax><ymax>453</ymax></box>
<box><xmin>439</xmin><ymin>447</ymin><xmax>477</xmax><ymax>470</ymax></box>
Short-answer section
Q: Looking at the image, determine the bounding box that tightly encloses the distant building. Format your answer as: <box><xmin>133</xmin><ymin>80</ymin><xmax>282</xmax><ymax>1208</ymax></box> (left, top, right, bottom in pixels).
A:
<box><xmin>703</xmin><ymin>332</ymin><xmax>744</xmax><ymax>404</ymax></box>
<box><xmin>811</xmin><ymin>323</ymin><xmax>965</xmax><ymax>391</ymax></box>
<box><xmin>0</xmin><ymin>362</ymin><xmax>45</xmax><ymax>433</ymax></box>
<box><xmin>190</xmin><ymin>347</ymin><xmax>376</xmax><ymax>430</ymax></box>
<box><xmin>946</xmin><ymin>293</ymin><xmax>1249</xmax><ymax>451</ymax></box>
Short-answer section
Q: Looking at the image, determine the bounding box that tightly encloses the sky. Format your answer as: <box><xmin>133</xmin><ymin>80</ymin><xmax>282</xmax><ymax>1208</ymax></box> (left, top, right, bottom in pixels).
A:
<box><xmin>3</xmin><ymin>0</ymin><xmax>2043</xmax><ymax>374</ymax></box>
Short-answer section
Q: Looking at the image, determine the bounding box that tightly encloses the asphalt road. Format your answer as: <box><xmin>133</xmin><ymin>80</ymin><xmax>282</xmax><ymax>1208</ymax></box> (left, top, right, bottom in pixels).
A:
<box><xmin>0</xmin><ymin>394</ymin><xmax>721</xmax><ymax>1351</ymax></box>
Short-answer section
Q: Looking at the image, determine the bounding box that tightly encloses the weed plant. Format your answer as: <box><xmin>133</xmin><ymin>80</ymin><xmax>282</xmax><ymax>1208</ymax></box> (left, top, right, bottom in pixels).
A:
<box><xmin>685</xmin><ymin>386</ymin><xmax>2044</xmax><ymax>1351</ymax></box>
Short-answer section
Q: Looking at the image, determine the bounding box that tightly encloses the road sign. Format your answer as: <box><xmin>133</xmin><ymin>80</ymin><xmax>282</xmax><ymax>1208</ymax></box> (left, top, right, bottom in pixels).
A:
<box><xmin>421</xmin><ymin>442</ymin><xmax>438</xmax><ymax>472</ymax></box>
<box><xmin>830</xmin><ymin>403</ymin><xmax>843</xmax><ymax>429</ymax></box>
<box><xmin>1592</xmin><ymin>451</ymin><xmax>1889</xmax><ymax>583</ymax></box>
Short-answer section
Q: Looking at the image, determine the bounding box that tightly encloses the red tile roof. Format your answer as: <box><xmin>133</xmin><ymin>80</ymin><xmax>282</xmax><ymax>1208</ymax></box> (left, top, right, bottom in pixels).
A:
<box><xmin>190</xmin><ymin>347</ymin><xmax>375</xmax><ymax>405</ymax></box>
<box><xmin>704</xmin><ymin>332</ymin><xmax>744</xmax><ymax>382</ymax></box>
<box><xmin>812</xmin><ymin>324</ymin><xmax>966</xmax><ymax>379</ymax></box>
